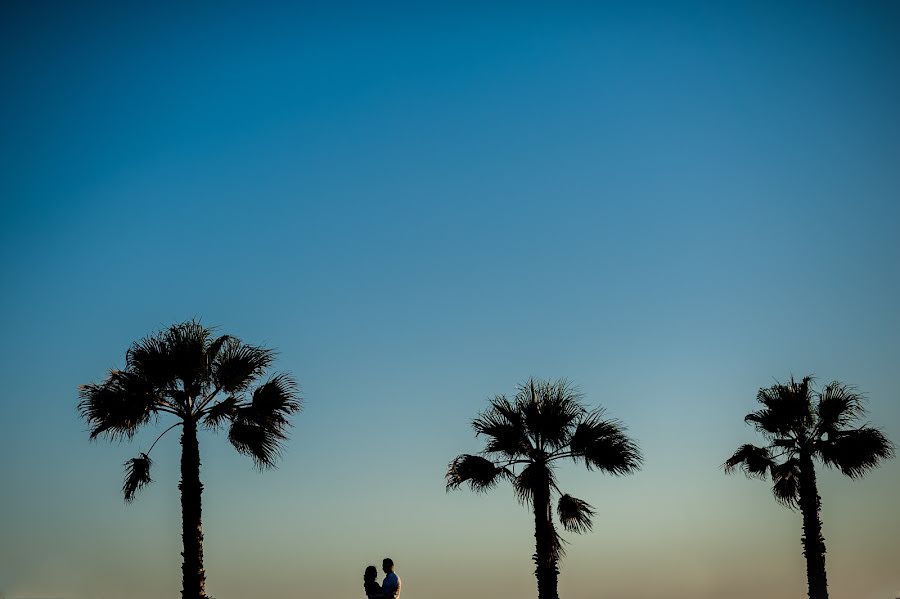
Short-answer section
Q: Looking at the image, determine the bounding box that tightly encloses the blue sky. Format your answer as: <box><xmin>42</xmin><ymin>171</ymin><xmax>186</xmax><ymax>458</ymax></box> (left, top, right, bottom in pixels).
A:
<box><xmin>1</xmin><ymin>2</ymin><xmax>899</xmax><ymax>598</ymax></box>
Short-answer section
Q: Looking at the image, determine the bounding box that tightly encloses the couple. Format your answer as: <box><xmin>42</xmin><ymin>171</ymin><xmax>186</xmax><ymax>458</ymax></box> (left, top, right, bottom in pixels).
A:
<box><xmin>363</xmin><ymin>557</ymin><xmax>401</xmax><ymax>599</ymax></box>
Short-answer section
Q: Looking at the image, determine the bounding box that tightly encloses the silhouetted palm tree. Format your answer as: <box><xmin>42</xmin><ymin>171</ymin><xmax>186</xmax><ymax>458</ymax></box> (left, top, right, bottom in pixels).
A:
<box><xmin>446</xmin><ymin>378</ymin><xmax>642</xmax><ymax>599</ymax></box>
<box><xmin>725</xmin><ymin>376</ymin><xmax>894</xmax><ymax>599</ymax></box>
<box><xmin>79</xmin><ymin>321</ymin><xmax>301</xmax><ymax>599</ymax></box>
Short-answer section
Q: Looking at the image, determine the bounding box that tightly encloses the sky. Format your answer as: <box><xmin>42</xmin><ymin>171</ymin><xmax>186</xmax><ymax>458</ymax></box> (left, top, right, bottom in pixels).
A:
<box><xmin>1</xmin><ymin>2</ymin><xmax>899</xmax><ymax>598</ymax></box>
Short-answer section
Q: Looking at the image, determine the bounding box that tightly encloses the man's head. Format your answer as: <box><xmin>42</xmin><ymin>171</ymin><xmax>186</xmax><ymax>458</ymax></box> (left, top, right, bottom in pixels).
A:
<box><xmin>382</xmin><ymin>558</ymin><xmax>394</xmax><ymax>573</ymax></box>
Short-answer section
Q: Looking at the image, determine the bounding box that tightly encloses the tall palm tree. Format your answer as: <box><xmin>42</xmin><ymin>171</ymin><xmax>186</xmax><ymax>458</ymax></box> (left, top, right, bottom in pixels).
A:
<box><xmin>78</xmin><ymin>320</ymin><xmax>301</xmax><ymax>599</ymax></box>
<box><xmin>725</xmin><ymin>376</ymin><xmax>894</xmax><ymax>599</ymax></box>
<box><xmin>446</xmin><ymin>378</ymin><xmax>642</xmax><ymax>599</ymax></box>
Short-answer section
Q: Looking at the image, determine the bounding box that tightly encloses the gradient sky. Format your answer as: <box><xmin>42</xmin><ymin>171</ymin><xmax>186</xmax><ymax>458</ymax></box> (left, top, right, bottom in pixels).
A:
<box><xmin>2</xmin><ymin>2</ymin><xmax>899</xmax><ymax>598</ymax></box>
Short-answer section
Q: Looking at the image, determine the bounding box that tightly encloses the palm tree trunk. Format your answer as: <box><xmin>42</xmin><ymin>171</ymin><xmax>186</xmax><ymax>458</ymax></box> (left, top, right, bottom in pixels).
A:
<box><xmin>798</xmin><ymin>452</ymin><xmax>828</xmax><ymax>599</ymax></box>
<box><xmin>532</xmin><ymin>482</ymin><xmax>559</xmax><ymax>599</ymax></box>
<box><xmin>180</xmin><ymin>418</ymin><xmax>208</xmax><ymax>599</ymax></box>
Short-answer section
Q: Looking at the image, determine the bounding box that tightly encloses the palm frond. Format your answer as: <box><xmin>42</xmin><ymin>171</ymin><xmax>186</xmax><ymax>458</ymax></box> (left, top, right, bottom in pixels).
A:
<box><xmin>547</xmin><ymin>518</ymin><xmax>566</xmax><ymax>562</ymax></box>
<box><xmin>162</xmin><ymin>320</ymin><xmax>212</xmax><ymax>393</ymax></box>
<box><xmin>818</xmin><ymin>427</ymin><xmax>895</xmax><ymax>479</ymax></box>
<box><xmin>513</xmin><ymin>461</ymin><xmax>555</xmax><ymax>506</ymax></box>
<box><xmin>214</xmin><ymin>338</ymin><xmax>275</xmax><ymax>393</ymax></box>
<box><xmin>203</xmin><ymin>395</ymin><xmax>239</xmax><ymax>429</ymax></box>
<box><xmin>245</xmin><ymin>374</ymin><xmax>301</xmax><ymax>428</ymax></box>
<box><xmin>228</xmin><ymin>419</ymin><xmax>285</xmax><ymax>469</ymax></box>
<box><xmin>724</xmin><ymin>444</ymin><xmax>774</xmax><ymax>479</ymax></box>
<box><xmin>125</xmin><ymin>333</ymin><xmax>175</xmax><ymax>390</ymax></box>
<box><xmin>123</xmin><ymin>453</ymin><xmax>153</xmax><ymax>503</ymax></box>
<box><xmin>78</xmin><ymin>371</ymin><xmax>158</xmax><ymax>440</ymax></box>
<box><xmin>569</xmin><ymin>411</ymin><xmax>643</xmax><ymax>475</ymax></box>
<box><xmin>226</xmin><ymin>376</ymin><xmax>299</xmax><ymax>469</ymax></box>
<box><xmin>205</xmin><ymin>334</ymin><xmax>233</xmax><ymax>369</ymax></box>
<box><xmin>751</xmin><ymin>376</ymin><xmax>814</xmax><ymax>436</ymax></box>
<box><xmin>815</xmin><ymin>381</ymin><xmax>866</xmax><ymax>433</ymax></box>
<box><xmin>770</xmin><ymin>458</ymin><xmax>801</xmax><ymax>508</ymax></box>
<box><xmin>743</xmin><ymin>409</ymin><xmax>790</xmax><ymax>438</ymax></box>
<box><xmin>557</xmin><ymin>493</ymin><xmax>595</xmax><ymax>534</ymax></box>
<box><xmin>445</xmin><ymin>454</ymin><xmax>509</xmax><ymax>492</ymax></box>
<box><xmin>473</xmin><ymin>396</ymin><xmax>531</xmax><ymax>459</ymax></box>
<box><xmin>517</xmin><ymin>379</ymin><xmax>584</xmax><ymax>452</ymax></box>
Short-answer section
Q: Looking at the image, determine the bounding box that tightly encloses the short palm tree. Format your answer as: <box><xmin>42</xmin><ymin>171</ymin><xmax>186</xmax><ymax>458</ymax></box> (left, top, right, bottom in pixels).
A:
<box><xmin>725</xmin><ymin>376</ymin><xmax>894</xmax><ymax>599</ymax></box>
<box><xmin>446</xmin><ymin>378</ymin><xmax>642</xmax><ymax>599</ymax></box>
<box><xmin>79</xmin><ymin>320</ymin><xmax>301</xmax><ymax>599</ymax></box>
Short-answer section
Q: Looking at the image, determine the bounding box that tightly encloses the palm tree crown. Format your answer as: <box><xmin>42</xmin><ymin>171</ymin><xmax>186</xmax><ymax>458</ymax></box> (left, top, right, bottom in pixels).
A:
<box><xmin>79</xmin><ymin>320</ymin><xmax>301</xmax><ymax>480</ymax></box>
<box><xmin>724</xmin><ymin>376</ymin><xmax>893</xmax><ymax>506</ymax></box>
<box><xmin>446</xmin><ymin>378</ymin><xmax>641</xmax><ymax>599</ymax></box>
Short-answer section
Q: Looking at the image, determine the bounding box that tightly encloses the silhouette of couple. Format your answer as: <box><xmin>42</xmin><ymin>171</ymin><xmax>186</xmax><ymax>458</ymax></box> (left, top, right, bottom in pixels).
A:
<box><xmin>364</xmin><ymin>557</ymin><xmax>401</xmax><ymax>599</ymax></box>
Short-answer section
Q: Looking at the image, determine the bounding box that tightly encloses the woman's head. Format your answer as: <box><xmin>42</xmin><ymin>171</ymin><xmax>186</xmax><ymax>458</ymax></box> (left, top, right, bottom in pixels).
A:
<box><xmin>364</xmin><ymin>565</ymin><xmax>378</xmax><ymax>581</ymax></box>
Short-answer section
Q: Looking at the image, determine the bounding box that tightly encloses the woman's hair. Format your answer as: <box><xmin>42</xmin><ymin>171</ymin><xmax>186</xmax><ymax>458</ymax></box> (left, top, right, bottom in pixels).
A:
<box><xmin>364</xmin><ymin>565</ymin><xmax>378</xmax><ymax>581</ymax></box>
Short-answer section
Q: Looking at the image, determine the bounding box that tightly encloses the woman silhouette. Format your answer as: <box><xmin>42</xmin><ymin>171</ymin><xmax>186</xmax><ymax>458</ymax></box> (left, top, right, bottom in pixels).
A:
<box><xmin>364</xmin><ymin>565</ymin><xmax>384</xmax><ymax>598</ymax></box>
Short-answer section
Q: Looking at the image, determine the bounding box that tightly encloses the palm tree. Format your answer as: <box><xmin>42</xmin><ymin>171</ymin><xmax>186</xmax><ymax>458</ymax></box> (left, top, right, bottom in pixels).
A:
<box><xmin>78</xmin><ymin>320</ymin><xmax>301</xmax><ymax>599</ymax></box>
<box><xmin>724</xmin><ymin>376</ymin><xmax>894</xmax><ymax>599</ymax></box>
<box><xmin>446</xmin><ymin>378</ymin><xmax>642</xmax><ymax>599</ymax></box>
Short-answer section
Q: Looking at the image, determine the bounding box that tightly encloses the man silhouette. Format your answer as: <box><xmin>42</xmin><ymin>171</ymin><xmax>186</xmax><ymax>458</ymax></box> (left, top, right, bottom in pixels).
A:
<box><xmin>382</xmin><ymin>557</ymin><xmax>401</xmax><ymax>599</ymax></box>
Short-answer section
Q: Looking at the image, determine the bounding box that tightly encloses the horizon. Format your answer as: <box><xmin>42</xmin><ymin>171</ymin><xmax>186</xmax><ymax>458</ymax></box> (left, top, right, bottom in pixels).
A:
<box><xmin>1</xmin><ymin>2</ymin><xmax>899</xmax><ymax>599</ymax></box>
